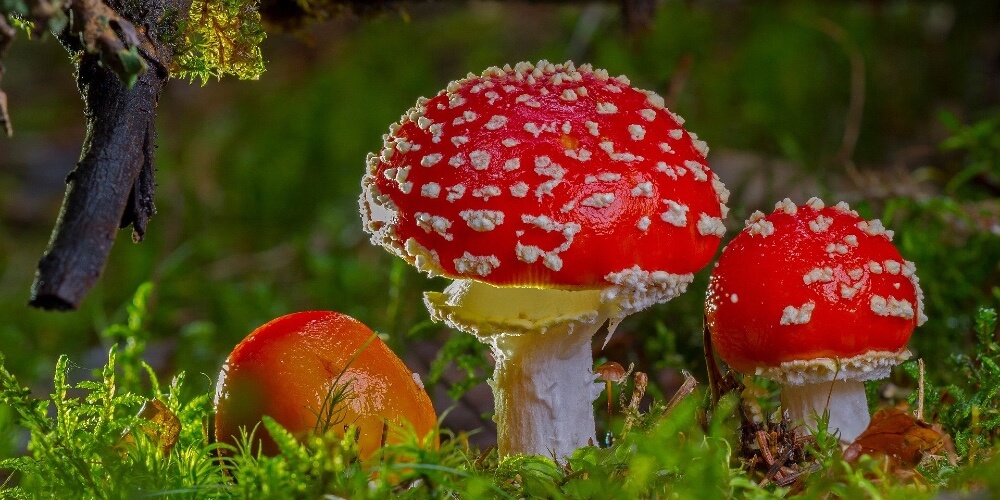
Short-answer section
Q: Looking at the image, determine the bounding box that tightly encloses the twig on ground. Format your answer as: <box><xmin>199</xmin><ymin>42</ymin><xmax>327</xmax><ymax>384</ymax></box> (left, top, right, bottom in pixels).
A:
<box><xmin>664</xmin><ymin>370</ymin><xmax>697</xmax><ymax>416</ymax></box>
<box><xmin>917</xmin><ymin>358</ymin><xmax>925</xmax><ymax>421</ymax></box>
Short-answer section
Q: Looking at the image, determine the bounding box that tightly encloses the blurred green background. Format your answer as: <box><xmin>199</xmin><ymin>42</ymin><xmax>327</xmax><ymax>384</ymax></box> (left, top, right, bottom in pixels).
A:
<box><xmin>0</xmin><ymin>0</ymin><xmax>998</xmax><ymax>452</ymax></box>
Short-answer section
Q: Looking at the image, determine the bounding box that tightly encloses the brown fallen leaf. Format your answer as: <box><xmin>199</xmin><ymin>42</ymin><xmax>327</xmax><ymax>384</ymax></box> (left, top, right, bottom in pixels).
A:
<box><xmin>843</xmin><ymin>408</ymin><xmax>953</xmax><ymax>469</ymax></box>
<box><xmin>118</xmin><ymin>399</ymin><xmax>181</xmax><ymax>455</ymax></box>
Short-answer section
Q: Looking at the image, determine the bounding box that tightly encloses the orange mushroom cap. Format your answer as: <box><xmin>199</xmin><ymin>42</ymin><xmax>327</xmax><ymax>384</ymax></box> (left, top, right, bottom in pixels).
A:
<box><xmin>706</xmin><ymin>198</ymin><xmax>926</xmax><ymax>382</ymax></box>
<box><xmin>214</xmin><ymin>311</ymin><xmax>437</xmax><ymax>458</ymax></box>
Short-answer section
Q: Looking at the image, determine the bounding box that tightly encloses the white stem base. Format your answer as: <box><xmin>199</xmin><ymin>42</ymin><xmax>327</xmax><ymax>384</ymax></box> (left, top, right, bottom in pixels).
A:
<box><xmin>491</xmin><ymin>329</ymin><xmax>602</xmax><ymax>458</ymax></box>
<box><xmin>780</xmin><ymin>379</ymin><xmax>870</xmax><ymax>444</ymax></box>
<box><xmin>424</xmin><ymin>280</ymin><xmax>608</xmax><ymax>458</ymax></box>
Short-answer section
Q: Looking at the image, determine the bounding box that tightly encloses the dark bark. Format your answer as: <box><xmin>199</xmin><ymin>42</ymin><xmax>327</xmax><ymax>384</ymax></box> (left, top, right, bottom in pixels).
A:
<box><xmin>29</xmin><ymin>0</ymin><xmax>187</xmax><ymax>310</ymax></box>
<box><xmin>29</xmin><ymin>56</ymin><xmax>162</xmax><ymax>310</ymax></box>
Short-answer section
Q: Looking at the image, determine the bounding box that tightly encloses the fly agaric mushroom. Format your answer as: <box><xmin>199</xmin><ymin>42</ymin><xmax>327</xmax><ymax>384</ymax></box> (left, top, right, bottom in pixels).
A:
<box><xmin>706</xmin><ymin>197</ymin><xmax>927</xmax><ymax>443</ymax></box>
<box><xmin>360</xmin><ymin>60</ymin><xmax>729</xmax><ymax>457</ymax></box>
<box><xmin>214</xmin><ymin>311</ymin><xmax>436</xmax><ymax>458</ymax></box>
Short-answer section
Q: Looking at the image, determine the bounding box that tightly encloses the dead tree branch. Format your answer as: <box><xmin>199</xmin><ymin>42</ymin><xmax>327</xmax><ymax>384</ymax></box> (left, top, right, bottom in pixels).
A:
<box><xmin>28</xmin><ymin>0</ymin><xmax>190</xmax><ymax>310</ymax></box>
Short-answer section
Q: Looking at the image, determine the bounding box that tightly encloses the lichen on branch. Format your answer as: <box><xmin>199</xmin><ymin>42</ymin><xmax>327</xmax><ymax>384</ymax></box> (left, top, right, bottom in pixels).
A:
<box><xmin>172</xmin><ymin>0</ymin><xmax>266</xmax><ymax>83</ymax></box>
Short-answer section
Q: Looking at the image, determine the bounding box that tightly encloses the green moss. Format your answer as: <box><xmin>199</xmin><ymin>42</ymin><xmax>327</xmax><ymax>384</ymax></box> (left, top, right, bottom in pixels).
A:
<box><xmin>172</xmin><ymin>0</ymin><xmax>266</xmax><ymax>83</ymax></box>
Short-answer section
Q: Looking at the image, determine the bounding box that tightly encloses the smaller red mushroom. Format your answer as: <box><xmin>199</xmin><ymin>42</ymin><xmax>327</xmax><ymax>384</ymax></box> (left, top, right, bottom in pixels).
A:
<box><xmin>706</xmin><ymin>198</ymin><xmax>926</xmax><ymax>443</ymax></box>
<box><xmin>213</xmin><ymin>311</ymin><xmax>437</xmax><ymax>458</ymax></box>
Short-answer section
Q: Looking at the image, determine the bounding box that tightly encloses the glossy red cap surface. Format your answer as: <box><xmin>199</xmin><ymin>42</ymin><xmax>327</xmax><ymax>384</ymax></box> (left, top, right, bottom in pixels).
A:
<box><xmin>706</xmin><ymin>198</ymin><xmax>925</xmax><ymax>376</ymax></box>
<box><xmin>361</xmin><ymin>61</ymin><xmax>728</xmax><ymax>289</ymax></box>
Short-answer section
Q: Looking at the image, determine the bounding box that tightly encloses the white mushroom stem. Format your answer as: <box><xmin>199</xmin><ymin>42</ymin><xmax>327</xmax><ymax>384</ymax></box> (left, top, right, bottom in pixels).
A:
<box><xmin>490</xmin><ymin>324</ymin><xmax>603</xmax><ymax>458</ymax></box>
<box><xmin>780</xmin><ymin>379</ymin><xmax>870</xmax><ymax>444</ymax></box>
<box><xmin>424</xmin><ymin>280</ymin><xmax>611</xmax><ymax>458</ymax></box>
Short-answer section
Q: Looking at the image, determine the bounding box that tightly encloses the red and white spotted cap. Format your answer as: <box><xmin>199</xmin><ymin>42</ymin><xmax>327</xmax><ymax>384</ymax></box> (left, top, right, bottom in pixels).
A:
<box><xmin>706</xmin><ymin>197</ymin><xmax>926</xmax><ymax>385</ymax></box>
<box><xmin>361</xmin><ymin>60</ymin><xmax>728</xmax><ymax>294</ymax></box>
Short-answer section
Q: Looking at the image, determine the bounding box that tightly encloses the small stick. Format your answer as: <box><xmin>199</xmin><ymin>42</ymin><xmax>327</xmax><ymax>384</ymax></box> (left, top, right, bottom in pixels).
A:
<box><xmin>664</xmin><ymin>370</ymin><xmax>698</xmax><ymax>416</ymax></box>
<box><xmin>756</xmin><ymin>430</ymin><xmax>775</xmax><ymax>466</ymax></box>
<box><xmin>916</xmin><ymin>358</ymin><xmax>925</xmax><ymax>421</ymax></box>
<box><xmin>628</xmin><ymin>372</ymin><xmax>648</xmax><ymax>411</ymax></box>
<box><xmin>704</xmin><ymin>315</ymin><xmax>724</xmax><ymax>407</ymax></box>
<box><xmin>474</xmin><ymin>445</ymin><xmax>494</xmax><ymax>469</ymax></box>
<box><xmin>776</xmin><ymin>463</ymin><xmax>820</xmax><ymax>487</ymax></box>
<box><xmin>765</xmin><ymin>445</ymin><xmax>797</xmax><ymax>481</ymax></box>
<box><xmin>622</xmin><ymin>371</ymin><xmax>648</xmax><ymax>434</ymax></box>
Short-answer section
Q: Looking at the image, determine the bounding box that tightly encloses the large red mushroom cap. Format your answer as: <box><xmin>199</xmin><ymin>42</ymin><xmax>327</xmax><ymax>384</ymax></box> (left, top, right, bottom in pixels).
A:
<box><xmin>706</xmin><ymin>198</ymin><xmax>926</xmax><ymax>383</ymax></box>
<box><xmin>361</xmin><ymin>60</ymin><xmax>728</xmax><ymax>300</ymax></box>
